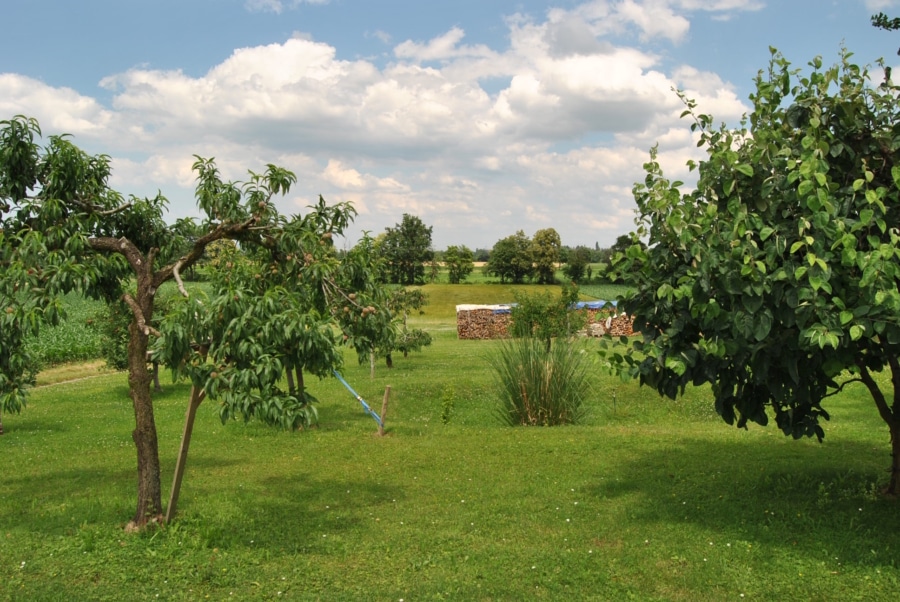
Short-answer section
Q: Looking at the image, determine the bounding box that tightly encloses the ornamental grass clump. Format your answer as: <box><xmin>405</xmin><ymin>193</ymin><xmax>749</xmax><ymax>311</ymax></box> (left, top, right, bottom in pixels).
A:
<box><xmin>490</xmin><ymin>337</ymin><xmax>589</xmax><ymax>426</ymax></box>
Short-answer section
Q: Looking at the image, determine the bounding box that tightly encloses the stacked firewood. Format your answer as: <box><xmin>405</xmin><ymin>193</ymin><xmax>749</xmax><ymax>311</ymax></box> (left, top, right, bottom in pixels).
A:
<box><xmin>456</xmin><ymin>305</ymin><xmax>513</xmax><ymax>339</ymax></box>
<box><xmin>578</xmin><ymin>309</ymin><xmax>634</xmax><ymax>337</ymax></box>
<box><xmin>456</xmin><ymin>305</ymin><xmax>633</xmax><ymax>340</ymax></box>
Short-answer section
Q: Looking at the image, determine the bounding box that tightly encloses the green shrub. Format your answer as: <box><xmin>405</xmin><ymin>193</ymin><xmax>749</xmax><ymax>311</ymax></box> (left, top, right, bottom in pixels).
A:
<box><xmin>509</xmin><ymin>282</ymin><xmax>586</xmax><ymax>351</ymax></box>
<box><xmin>440</xmin><ymin>384</ymin><xmax>455</xmax><ymax>424</ymax></box>
<box><xmin>490</xmin><ymin>337</ymin><xmax>589</xmax><ymax>426</ymax></box>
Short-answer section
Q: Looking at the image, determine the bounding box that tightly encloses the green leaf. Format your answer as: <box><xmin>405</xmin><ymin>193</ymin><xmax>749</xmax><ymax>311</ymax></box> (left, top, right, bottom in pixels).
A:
<box><xmin>839</xmin><ymin>311</ymin><xmax>853</xmax><ymax>325</ymax></box>
<box><xmin>759</xmin><ymin>227</ymin><xmax>775</xmax><ymax>241</ymax></box>
<box><xmin>809</xmin><ymin>273</ymin><xmax>824</xmax><ymax>291</ymax></box>
<box><xmin>665</xmin><ymin>356</ymin><xmax>687</xmax><ymax>376</ymax></box>
<box><xmin>723</xmin><ymin>178</ymin><xmax>735</xmax><ymax>196</ymax></box>
<box><xmin>849</xmin><ymin>325</ymin><xmax>864</xmax><ymax>341</ymax></box>
<box><xmin>859</xmin><ymin>208</ymin><xmax>874</xmax><ymax>225</ymax></box>
<box><xmin>735</xmin><ymin>164</ymin><xmax>754</xmax><ymax>177</ymax></box>
<box><xmin>753</xmin><ymin>312</ymin><xmax>773</xmax><ymax>341</ymax></box>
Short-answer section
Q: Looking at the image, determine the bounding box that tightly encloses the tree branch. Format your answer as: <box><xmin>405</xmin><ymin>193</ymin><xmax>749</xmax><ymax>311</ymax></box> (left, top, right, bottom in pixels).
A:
<box><xmin>821</xmin><ymin>378</ymin><xmax>864</xmax><ymax>400</ymax></box>
<box><xmin>123</xmin><ymin>293</ymin><xmax>161</xmax><ymax>338</ymax></box>
<box><xmin>88</xmin><ymin>236</ymin><xmax>146</xmax><ymax>274</ymax></box>
<box><xmin>173</xmin><ymin>258</ymin><xmax>189</xmax><ymax>298</ymax></box>
<box><xmin>856</xmin><ymin>358</ymin><xmax>895</xmax><ymax>426</ymax></box>
<box><xmin>70</xmin><ymin>196</ymin><xmax>133</xmax><ymax>216</ymax></box>
<box><xmin>888</xmin><ymin>353</ymin><xmax>900</xmax><ymax>417</ymax></box>
<box><xmin>153</xmin><ymin>216</ymin><xmax>260</xmax><ymax>289</ymax></box>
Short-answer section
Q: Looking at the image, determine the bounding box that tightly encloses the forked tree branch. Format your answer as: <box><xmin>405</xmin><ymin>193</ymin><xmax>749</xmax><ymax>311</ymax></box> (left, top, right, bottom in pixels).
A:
<box><xmin>123</xmin><ymin>293</ymin><xmax>161</xmax><ymax>337</ymax></box>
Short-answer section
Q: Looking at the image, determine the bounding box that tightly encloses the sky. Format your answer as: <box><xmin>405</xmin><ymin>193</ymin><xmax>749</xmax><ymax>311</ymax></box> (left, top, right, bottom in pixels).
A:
<box><xmin>2</xmin><ymin>0</ymin><xmax>899</xmax><ymax>251</ymax></box>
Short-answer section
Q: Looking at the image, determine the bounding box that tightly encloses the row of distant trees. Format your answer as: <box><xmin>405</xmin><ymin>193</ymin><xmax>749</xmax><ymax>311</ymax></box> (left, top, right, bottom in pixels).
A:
<box><xmin>372</xmin><ymin>213</ymin><xmax>632</xmax><ymax>286</ymax></box>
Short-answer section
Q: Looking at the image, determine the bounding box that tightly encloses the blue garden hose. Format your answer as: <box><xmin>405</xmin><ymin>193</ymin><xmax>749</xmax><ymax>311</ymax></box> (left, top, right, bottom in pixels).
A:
<box><xmin>333</xmin><ymin>370</ymin><xmax>384</xmax><ymax>428</ymax></box>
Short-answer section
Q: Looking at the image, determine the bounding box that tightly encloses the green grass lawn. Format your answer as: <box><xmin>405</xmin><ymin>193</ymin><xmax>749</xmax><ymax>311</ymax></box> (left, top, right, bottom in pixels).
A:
<box><xmin>2</xmin><ymin>289</ymin><xmax>899</xmax><ymax>600</ymax></box>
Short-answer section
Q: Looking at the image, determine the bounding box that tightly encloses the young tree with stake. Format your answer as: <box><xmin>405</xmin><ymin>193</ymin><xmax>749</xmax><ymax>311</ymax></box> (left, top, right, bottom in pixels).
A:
<box><xmin>0</xmin><ymin>116</ymin><xmax>364</xmax><ymax>527</ymax></box>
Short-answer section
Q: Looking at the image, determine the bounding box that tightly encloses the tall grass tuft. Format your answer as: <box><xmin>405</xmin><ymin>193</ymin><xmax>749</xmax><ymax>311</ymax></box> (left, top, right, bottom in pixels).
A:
<box><xmin>490</xmin><ymin>337</ymin><xmax>590</xmax><ymax>426</ymax></box>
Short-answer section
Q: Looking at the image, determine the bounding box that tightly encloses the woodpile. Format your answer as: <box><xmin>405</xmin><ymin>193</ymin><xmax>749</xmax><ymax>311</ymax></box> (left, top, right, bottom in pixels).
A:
<box><xmin>456</xmin><ymin>304</ymin><xmax>633</xmax><ymax>340</ymax></box>
<box><xmin>578</xmin><ymin>309</ymin><xmax>634</xmax><ymax>337</ymax></box>
<box><xmin>455</xmin><ymin>305</ymin><xmax>513</xmax><ymax>339</ymax></box>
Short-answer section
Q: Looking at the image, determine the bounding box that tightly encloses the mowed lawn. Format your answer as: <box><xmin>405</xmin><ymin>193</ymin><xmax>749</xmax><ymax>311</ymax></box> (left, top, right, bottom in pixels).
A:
<box><xmin>2</xmin><ymin>284</ymin><xmax>899</xmax><ymax>600</ymax></box>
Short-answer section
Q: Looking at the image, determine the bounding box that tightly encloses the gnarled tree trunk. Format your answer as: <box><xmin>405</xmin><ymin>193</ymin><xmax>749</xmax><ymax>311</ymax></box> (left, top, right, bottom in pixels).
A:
<box><xmin>127</xmin><ymin>319</ymin><xmax>163</xmax><ymax>527</ymax></box>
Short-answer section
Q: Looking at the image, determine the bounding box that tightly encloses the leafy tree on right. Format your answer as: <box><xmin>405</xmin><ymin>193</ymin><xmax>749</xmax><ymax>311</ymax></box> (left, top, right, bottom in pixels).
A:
<box><xmin>609</xmin><ymin>49</ymin><xmax>900</xmax><ymax>494</ymax></box>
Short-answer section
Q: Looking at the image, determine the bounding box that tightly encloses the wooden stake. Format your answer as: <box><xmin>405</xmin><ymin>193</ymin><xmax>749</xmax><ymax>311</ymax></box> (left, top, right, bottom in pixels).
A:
<box><xmin>378</xmin><ymin>386</ymin><xmax>391</xmax><ymax>436</ymax></box>
<box><xmin>166</xmin><ymin>385</ymin><xmax>205</xmax><ymax>523</ymax></box>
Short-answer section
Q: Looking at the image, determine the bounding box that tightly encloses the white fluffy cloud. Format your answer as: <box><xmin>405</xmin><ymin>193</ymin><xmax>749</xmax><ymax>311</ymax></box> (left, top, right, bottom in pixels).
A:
<box><xmin>864</xmin><ymin>0</ymin><xmax>900</xmax><ymax>11</ymax></box>
<box><xmin>245</xmin><ymin>0</ymin><xmax>330</xmax><ymax>14</ymax></box>
<box><xmin>0</xmin><ymin>0</ymin><xmax>756</xmax><ymax>248</ymax></box>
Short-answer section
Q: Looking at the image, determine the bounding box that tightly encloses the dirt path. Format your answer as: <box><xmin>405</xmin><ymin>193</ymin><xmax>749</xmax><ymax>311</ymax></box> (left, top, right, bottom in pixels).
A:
<box><xmin>34</xmin><ymin>360</ymin><xmax>121</xmax><ymax>388</ymax></box>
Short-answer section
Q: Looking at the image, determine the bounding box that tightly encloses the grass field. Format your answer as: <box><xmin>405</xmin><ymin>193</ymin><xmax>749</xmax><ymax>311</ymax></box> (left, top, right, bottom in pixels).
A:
<box><xmin>2</xmin><ymin>284</ymin><xmax>899</xmax><ymax>600</ymax></box>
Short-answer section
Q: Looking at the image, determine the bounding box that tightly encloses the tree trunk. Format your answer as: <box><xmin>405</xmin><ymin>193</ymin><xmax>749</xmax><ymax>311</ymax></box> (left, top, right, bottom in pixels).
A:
<box><xmin>856</xmin><ymin>359</ymin><xmax>900</xmax><ymax>497</ymax></box>
<box><xmin>0</xmin><ymin>410</ymin><xmax>3</xmax><ymax>435</ymax></box>
<box><xmin>286</xmin><ymin>368</ymin><xmax>295</xmax><ymax>395</ymax></box>
<box><xmin>296</xmin><ymin>366</ymin><xmax>304</xmax><ymax>399</ymax></box>
<box><xmin>889</xmin><ymin>421</ymin><xmax>900</xmax><ymax>496</ymax></box>
<box><xmin>151</xmin><ymin>361</ymin><xmax>162</xmax><ymax>392</ymax></box>
<box><xmin>127</xmin><ymin>321</ymin><xmax>163</xmax><ymax>527</ymax></box>
<box><xmin>369</xmin><ymin>350</ymin><xmax>375</xmax><ymax>379</ymax></box>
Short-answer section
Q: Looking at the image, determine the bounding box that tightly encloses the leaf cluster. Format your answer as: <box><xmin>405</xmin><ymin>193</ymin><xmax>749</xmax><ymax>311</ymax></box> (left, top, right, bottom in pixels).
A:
<box><xmin>609</xmin><ymin>49</ymin><xmax>900</xmax><ymax>441</ymax></box>
<box><xmin>510</xmin><ymin>282</ymin><xmax>586</xmax><ymax>350</ymax></box>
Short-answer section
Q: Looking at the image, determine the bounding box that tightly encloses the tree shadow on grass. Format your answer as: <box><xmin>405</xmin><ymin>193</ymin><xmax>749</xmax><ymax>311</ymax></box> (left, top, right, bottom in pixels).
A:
<box><xmin>591</xmin><ymin>435</ymin><xmax>900</xmax><ymax>569</ymax></box>
<box><xmin>0</xmin><ymin>456</ymin><xmax>243</xmax><ymax>534</ymax></box>
<box><xmin>172</xmin><ymin>471</ymin><xmax>404</xmax><ymax>554</ymax></box>
<box><xmin>0</xmin><ymin>465</ymin><xmax>136</xmax><ymax>532</ymax></box>
<box><xmin>0</xmin><ymin>416</ymin><xmax>72</xmax><ymax>434</ymax></box>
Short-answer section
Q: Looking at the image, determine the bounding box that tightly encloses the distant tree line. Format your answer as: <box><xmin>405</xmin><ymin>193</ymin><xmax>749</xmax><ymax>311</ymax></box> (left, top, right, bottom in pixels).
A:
<box><xmin>370</xmin><ymin>212</ymin><xmax>633</xmax><ymax>286</ymax></box>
